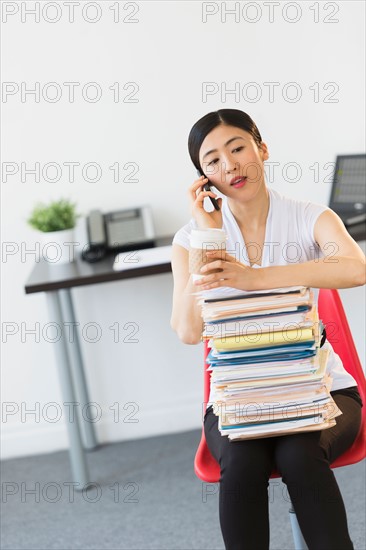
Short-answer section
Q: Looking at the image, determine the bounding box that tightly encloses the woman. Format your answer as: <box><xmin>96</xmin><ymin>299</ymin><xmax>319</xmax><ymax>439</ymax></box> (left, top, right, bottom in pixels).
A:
<box><xmin>170</xmin><ymin>109</ymin><xmax>364</xmax><ymax>549</ymax></box>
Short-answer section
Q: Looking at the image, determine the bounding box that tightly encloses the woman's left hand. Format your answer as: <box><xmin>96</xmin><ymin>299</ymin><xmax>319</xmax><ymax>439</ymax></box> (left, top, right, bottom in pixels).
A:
<box><xmin>194</xmin><ymin>250</ymin><xmax>264</xmax><ymax>292</ymax></box>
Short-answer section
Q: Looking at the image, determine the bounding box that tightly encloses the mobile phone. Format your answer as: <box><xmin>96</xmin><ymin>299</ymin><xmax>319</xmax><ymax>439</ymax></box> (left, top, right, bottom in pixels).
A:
<box><xmin>196</xmin><ymin>168</ymin><xmax>220</xmax><ymax>211</ymax></box>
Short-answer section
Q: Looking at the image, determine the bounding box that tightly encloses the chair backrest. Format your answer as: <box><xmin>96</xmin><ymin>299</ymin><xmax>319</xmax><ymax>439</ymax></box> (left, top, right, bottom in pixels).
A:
<box><xmin>195</xmin><ymin>288</ymin><xmax>365</xmax><ymax>482</ymax></box>
<box><xmin>193</xmin><ymin>337</ymin><xmax>220</xmax><ymax>482</ymax></box>
<box><xmin>317</xmin><ymin>289</ymin><xmax>366</xmax><ymax>466</ymax></box>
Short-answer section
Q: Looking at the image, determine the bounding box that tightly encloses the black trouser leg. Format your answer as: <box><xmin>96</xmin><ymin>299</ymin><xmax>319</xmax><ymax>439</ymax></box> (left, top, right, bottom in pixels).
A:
<box><xmin>204</xmin><ymin>393</ymin><xmax>361</xmax><ymax>550</ymax></box>
<box><xmin>204</xmin><ymin>406</ymin><xmax>276</xmax><ymax>550</ymax></box>
<box><xmin>274</xmin><ymin>393</ymin><xmax>361</xmax><ymax>550</ymax></box>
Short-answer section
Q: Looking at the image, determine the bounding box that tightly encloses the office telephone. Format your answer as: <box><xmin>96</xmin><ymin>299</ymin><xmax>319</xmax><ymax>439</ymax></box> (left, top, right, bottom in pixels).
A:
<box><xmin>82</xmin><ymin>206</ymin><xmax>155</xmax><ymax>263</ymax></box>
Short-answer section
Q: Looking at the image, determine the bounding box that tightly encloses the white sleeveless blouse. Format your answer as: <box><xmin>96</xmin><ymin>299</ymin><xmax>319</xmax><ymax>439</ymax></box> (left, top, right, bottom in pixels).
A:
<box><xmin>172</xmin><ymin>187</ymin><xmax>358</xmax><ymax>406</ymax></box>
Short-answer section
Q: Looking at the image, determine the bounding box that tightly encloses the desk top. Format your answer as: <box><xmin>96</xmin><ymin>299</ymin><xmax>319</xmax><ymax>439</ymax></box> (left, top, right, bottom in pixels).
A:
<box><xmin>24</xmin><ymin>226</ymin><xmax>365</xmax><ymax>295</ymax></box>
<box><xmin>24</xmin><ymin>235</ymin><xmax>174</xmax><ymax>294</ymax></box>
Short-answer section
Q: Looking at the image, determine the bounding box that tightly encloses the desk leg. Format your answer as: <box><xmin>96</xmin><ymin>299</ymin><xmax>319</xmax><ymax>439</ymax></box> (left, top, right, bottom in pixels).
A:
<box><xmin>46</xmin><ymin>291</ymin><xmax>90</xmax><ymax>488</ymax></box>
<box><xmin>59</xmin><ymin>288</ymin><xmax>98</xmax><ymax>450</ymax></box>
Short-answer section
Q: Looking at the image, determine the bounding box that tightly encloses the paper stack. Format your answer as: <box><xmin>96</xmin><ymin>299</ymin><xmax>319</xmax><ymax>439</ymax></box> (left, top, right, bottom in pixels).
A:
<box><xmin>197</xmin><ymin>286</ymin><xmax>342</xmax><ymax>440</ymax></box>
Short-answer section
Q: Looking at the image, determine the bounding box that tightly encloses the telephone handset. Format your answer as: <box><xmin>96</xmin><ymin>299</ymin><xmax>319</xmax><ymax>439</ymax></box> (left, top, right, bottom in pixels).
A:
<box><xmin>196</xmin><ymin>168</ymin><xmax>220</xmax><ymax>211</ymax></box>
<box><xmin>82</xmin><ymin>210</ymin><xmax>108</xmax><ymax>263</ymax></box>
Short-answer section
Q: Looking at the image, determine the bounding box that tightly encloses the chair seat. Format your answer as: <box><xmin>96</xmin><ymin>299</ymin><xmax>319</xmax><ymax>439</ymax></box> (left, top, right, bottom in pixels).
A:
<box><xmin>195</xmin><ymin>412</ymin><xmax>366</xmax><ymax>484</ymax></box>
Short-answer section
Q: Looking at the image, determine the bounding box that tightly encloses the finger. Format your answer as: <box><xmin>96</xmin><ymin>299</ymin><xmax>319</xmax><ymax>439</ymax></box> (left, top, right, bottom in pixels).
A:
<box><xmin>194</xmin><ymin>190</ymin><xmax>218</xmax><ymax>204</ymax></box>
<box><xmin>195</xmin><ymin>276</ymin><xmax>224</xmax><ymax>290</ymax></box>
<box><xmin>189</xmin><ymin>176</ymin><xmax>208</xmax><ymax>194</ymax></box>
<box><xmin>200</xmin><ymin>260</ymin><xmax>225</xmax><ymax>273</ymax></box>
<box><xmin>206</xmin><ymin>251</ymin><xmax>236</xmax><ymax>263</ymax></box>
<box><xmin>196</xmin><ymin>190</ymin><xmax>218</xmax><ymax>199</ymax></box>
<box><xmin>194</xmin><ymin>273</ymin><xmax>216</xmax><ymax>285</ymax></box>
<box><xmin>189</xmin><ymin>185</ymin><xmax>213</xmax><ymax>202</ymax></box>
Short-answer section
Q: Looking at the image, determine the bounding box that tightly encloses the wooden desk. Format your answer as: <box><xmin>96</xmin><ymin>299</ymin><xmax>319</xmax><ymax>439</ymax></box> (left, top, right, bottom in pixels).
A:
<box><xmin>24</xmin><ymin>236</ymin><xmax>173</xmax><ymax>489</ymax></box>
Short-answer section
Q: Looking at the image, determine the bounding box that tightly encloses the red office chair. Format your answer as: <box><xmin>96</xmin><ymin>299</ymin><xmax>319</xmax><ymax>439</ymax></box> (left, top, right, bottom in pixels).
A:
<box><xmin>194</xmin><ymin>288</ymin><xmax>366</xmax><ymax>549</ymax></box>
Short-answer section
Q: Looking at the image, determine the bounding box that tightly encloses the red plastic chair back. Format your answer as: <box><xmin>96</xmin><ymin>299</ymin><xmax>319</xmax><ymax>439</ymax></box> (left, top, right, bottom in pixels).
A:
<box><xmin>318</xmin><ymin>289</ymin><xmax>366</xmax><ymax>466</ymax></box>
<box><xmin>194</xmin><ymin>289</ymin><xmax>366</xmax><ymax>482</ymax></box>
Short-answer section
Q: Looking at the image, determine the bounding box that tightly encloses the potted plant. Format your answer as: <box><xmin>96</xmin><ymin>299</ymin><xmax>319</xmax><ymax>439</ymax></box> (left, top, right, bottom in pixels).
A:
<box><xmin>27</xmin><ymin>198</ymin><xmax>81</xmax><ymax>264</ymax></box>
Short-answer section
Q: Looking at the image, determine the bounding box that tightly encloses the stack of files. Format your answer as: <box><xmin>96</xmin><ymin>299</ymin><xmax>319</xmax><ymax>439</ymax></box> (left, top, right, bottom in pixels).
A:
<box><xmin>196</xmin><ymin>286</ymin><xmax>342</xmax><ymax>440</ymax></box>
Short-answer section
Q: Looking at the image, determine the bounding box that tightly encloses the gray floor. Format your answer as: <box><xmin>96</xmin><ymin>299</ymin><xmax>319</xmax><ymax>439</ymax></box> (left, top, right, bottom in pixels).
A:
<box><xmin>1</xmin><ymin>428</ymin><xmax>365</xmax><ymax>550</ymax></box>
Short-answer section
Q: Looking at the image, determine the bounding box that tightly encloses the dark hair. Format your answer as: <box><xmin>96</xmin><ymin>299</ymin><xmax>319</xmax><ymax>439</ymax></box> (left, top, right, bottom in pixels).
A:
<box><xmin>188</xmin><ymin>109</ymin><xmax>263</xmax><ymax>173</ymax></box>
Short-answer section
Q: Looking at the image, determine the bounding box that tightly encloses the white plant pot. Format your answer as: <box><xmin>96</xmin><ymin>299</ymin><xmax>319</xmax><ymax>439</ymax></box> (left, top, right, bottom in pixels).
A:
<box><xmin>39</xmin><ymin>228</ymin><xmax>76</xmax><ymax>265</ymax></box>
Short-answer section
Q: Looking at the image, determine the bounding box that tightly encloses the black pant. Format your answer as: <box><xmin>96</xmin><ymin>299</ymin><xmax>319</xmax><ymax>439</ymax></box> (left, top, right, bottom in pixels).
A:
<box><xmin>204</xmin><ymin>389</ymin><xmax>362</xmax><ymax>550</ymax></box>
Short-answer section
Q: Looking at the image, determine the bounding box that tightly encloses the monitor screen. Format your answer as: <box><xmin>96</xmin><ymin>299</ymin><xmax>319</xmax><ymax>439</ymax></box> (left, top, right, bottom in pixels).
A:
<box><xmin>329</xmin><ymin>154</ymin><xmax>366</xmax><ymax>219</ymax></box>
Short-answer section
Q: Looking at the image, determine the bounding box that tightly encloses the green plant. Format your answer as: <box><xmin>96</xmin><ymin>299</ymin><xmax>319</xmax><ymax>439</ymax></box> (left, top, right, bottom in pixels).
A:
<box><xmin>27</xmin><ymin>198</ymin><xmax>80</xmax><ymax>232</ymax></box>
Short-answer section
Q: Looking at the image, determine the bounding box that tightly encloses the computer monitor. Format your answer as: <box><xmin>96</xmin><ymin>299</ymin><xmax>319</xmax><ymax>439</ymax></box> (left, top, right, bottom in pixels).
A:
<box><xmin>329</xmin><ymin>154</ymin><xmax>366</xmax><ymax>225</ymax></box>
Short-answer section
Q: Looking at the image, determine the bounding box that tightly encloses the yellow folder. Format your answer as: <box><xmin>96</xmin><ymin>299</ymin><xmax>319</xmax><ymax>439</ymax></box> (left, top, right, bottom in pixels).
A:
<box><xmin>212</xmin><ymin>327</ymin><xmax>314</xmax><ymax>352</ymax></box>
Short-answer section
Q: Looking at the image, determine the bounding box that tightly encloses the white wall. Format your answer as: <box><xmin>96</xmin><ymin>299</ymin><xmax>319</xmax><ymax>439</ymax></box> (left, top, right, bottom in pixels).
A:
<box><xmin>2</xmin><ymin>1</ymin><xmax>365</xmax><ymax>459</ymax></box>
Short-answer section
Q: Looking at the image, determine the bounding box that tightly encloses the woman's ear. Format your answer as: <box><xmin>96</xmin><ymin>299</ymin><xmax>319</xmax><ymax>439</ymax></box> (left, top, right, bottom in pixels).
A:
<box><xmin>258</xmin><ymin>142</ymin><xmax>269</xmax><ymax>161</ymax></box>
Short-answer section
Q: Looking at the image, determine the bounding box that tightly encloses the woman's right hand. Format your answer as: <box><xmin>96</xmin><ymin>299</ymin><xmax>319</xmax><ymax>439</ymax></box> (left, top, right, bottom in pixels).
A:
<box><xmin>189</xmin><ymin>176</ymin><xmax>223</xmax><ymax>229</ymax></box>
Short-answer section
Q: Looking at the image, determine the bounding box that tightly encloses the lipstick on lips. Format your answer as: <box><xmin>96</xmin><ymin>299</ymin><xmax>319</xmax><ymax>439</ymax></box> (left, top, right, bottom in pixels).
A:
<box><xmin>230</xmin><ymin>176</ymin><xmax>247</xmax><ymax>188</ymax></box>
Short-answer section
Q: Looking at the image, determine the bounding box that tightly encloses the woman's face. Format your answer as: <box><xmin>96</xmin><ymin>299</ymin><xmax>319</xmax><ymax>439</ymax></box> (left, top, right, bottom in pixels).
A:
<box><xmin>198</xmin><ymin>124</ymin><xmax>269</xmax><ymax>196</ymax></box>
